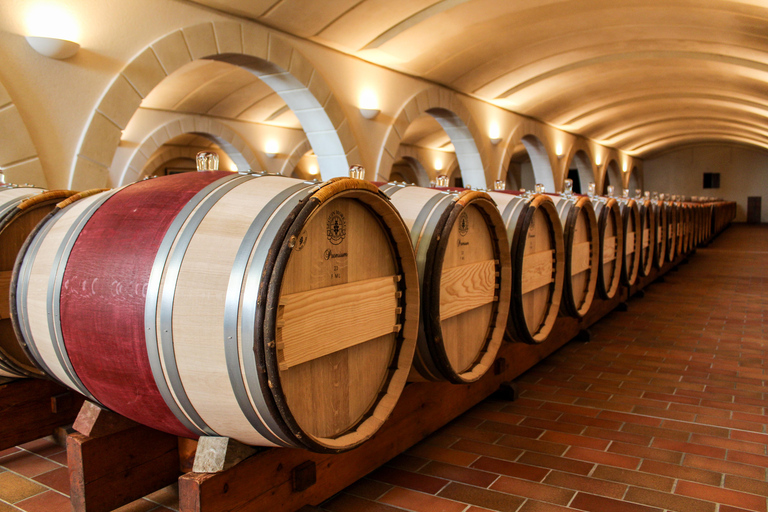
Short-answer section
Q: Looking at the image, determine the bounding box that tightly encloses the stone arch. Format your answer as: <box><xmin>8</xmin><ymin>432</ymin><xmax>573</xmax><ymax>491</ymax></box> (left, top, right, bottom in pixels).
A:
<box><xmin>604</xmin><ymin>159</ymin><xmax>622</xmax><ymax>195</ymax></box>
<box><xmin>282</xmin><ymin>139</ymin><xmax>314</xmax><ymax>178</ymax></box>
<box><xmin>121</xmin><ymin>116</ymin><xmax>260</xmax><ymax>185</ymax></box>
<box><xmin>563</xmin><ymin>145</ymin><xmax>595</xmax><ymax>195</ymax></box>
<box><xmin>498</xmin><ymin>123</ymin><xmax>558</xmax><ymax>192</ymax></box>
<box><xmin>392</xmin><ymin>157</ymin><xmax>430</xmax><ymax>187</ymax></box>
<box><xmin>0</xmin><ymin>81</ymin><xmax>47</xmax><ymax>187</ymax></box>
<box><xmin>391</xmin><ymin>145</ymin><xmax>431</xmax><ymax>187</ymax></box>
<box><xmin>520</xmin><ymin>135</ymin><xmax>557</xmax><ymax>192</ymax></box>
<box><xmin>376</xmin><ymin>87</ymin><xmax>488</xmax><ymax>189</ymax></box>
<box><xmin>70</xmin><ymin>21</ymin><xmax>355</xmax><ymax>189</ymax></box>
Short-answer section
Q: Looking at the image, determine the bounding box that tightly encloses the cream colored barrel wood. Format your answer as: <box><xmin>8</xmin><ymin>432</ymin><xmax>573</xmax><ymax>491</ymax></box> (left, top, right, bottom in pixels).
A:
<box><xmin>638</xmin><ymin>201</ymin><xmax>655</xmax><ymax>277</ymax></box>
<box><xmin>489</xmin><ymin>192</ymin><xmax>564</xmax><ymax>344</ymax></box>
<box><xmin>16</xmin><ymin>175</ymin><xmax>418</xmax><ymax>453</ymax></box>
<box><xmin>0</xmin><ymin>188</ymin><xmax>46</xmax><ymax>378</ymax></box>
<box><xmin>383</xmin><ymin>185</ymin><xmax>510</xmax><ymax>384</ymax></box>
<box><xmin>167</xmin><ymin>176</ymin><xmax>417</xmax><ymax>449</ymax></box>
<box><xmin>621</xmin><ymin>200</ymin><xmax>641</xmax><ymax>286</ymax></box>
<box><xmin>19</xmin><ymin>192</ymin><xmax>110</xmax><ymax>391</ymax></box>
<box><xmin>652</xmin><ymin>204</ymin><xmax>667</xmax><ymax>269</ymax></box>
<box><xmin>594</xmin><ymin>199</ymin><xmax>623</xmax><ymax>300</ymax></box>
<box><xmin>551</xmin><ymin>196</ymin><xmax>598</xmax><ymax>318</ymax></box>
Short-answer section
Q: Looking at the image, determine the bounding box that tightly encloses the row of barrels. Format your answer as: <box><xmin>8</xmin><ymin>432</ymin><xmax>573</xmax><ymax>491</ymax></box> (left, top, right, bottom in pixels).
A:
<box><xmin>0</xmin><ymin>168</ymin><xmax>735</xmax><ymax>453</ymax></box>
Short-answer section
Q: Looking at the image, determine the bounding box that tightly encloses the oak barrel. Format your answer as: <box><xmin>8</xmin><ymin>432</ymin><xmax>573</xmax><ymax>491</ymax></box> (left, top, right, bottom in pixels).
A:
<box><xmin>593</xmin><ymin>197</ymin><xmax>624</xmax><ymax>300</ymax></box>
<box><xmin>636</xmin><ymin>198</ymin><xmax>655</xmax><ymax>278</ymax></box>
<box><xmin>617</xmin><ymin>197</ymin><xmax>641</xmax><ymax>287</ymax></box>
<box><xmin>487</xmin><ymin>190</ymin><xmax>565</xmax><ymax>344</ymax></box>
<box><xmin>651</xmin><ymin>200</ymin><xmax>667</xmax><ymax>269</ymax></box>
<box><xmin>664</xmin><ymin>201</ymin><xmax>678</xmax><ymax>263</ymax></box>
<box><xmin>378</xmin><ymin>183</ymin><xmax>511</xmax><ymax>383</ymax></box>
<box><xmin>550</xmin><ymin>194</ymin><xmax>599</xmax><ymax>318</ymax></box>
<box><xmin>13</xmin><ymin>172</ymin><xmax>419</xmax><ymax>452</ymax></box>
<box><xmin>0</xmin><ymin>186</ymin><xmax>79</xmax><ymax>378</ymax></box>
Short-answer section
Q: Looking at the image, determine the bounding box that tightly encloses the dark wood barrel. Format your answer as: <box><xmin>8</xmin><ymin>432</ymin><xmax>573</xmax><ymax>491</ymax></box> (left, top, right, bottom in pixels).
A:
<box><xmin>665</xmin><ymin>201</ymin><xmax>678</xmax><ymax>262</ymax></box>
<box><xmin>487</xmin><ymin>190</ymin><xmax>564</xmax><ymax>344</ymax></box>
<box><xmin>378</xmin><ymin>183</ymin><xmax>511</xmax><ymax>383</ymax></box>
<box><xmin>550</xmin><ymin>194</ymin><xmax>599</xmax><ymax>318</ymax></box>
<box><xmin>651</xmin><ymin>200</ymin><xmax>667</xmax><ymax>269</ymax></box>
<box><xmin>617</xmin><ymin>198</ymin><xmax>641</xmax><ymax>287</ymax></box>
<box><xmin>682</xmin><ymin>203</ymin><xmax>694</xmax><ymax>253</ymax></box>
<box><xmin>0</xmin><ymin>186</ymin><xmax>79</xmax><ymax>378</ymax></box>
<box><xmin>637</xmin><ymin>198</ymin><xmax>655</xmax><ymax>278</ymax></box>
<box><xmin>593</xmin><ymin>197</ymin><xmax>624</xmax><ymax>300</ymax></box>
<box><xmin>674</xmin><ymin>202</ymin><xmax>688</xmax><ymax>255</ymax></box>
<box><xmin>13</xmin><ymin>172</ymin><xmax>420</xmax><ymax>452</ymax></box>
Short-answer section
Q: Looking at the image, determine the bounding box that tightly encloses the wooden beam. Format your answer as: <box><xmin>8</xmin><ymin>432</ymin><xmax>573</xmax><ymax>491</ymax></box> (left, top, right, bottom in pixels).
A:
<box><xmin>0</xmin><ymin>378</ymin><xmax>83</xmax><ymax>451</ymax></box>
<box><xmin>68</xmin><ymin>402</ymin><xmax>180</xmax><ymax>512</ymax></box>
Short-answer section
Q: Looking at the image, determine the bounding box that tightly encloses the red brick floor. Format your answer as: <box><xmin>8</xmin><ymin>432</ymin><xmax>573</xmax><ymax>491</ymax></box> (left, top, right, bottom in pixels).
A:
<box><xmin>1</xmin><ymin>223</ymin><xmax>765</xmax><ymax>512</ymax></box>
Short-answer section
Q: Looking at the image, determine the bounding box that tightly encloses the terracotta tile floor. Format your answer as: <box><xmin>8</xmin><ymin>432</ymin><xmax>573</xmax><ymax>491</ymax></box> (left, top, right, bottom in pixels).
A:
<box><xmin>1</xmin><ymin>223</ymin><xmax>766</xmax><ymax>512</ymax></box>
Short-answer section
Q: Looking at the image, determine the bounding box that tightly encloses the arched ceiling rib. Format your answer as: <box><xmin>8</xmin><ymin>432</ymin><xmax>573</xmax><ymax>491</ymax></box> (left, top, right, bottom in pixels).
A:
<box><xmin>186</xmin><ymin>0</ymin><xmax>768</xmax><ymax>157</ymax></box>
<box><xmin>141</xmin><ymin>60</ymin><xmax>302</xmax><ymax>128</ymax></box>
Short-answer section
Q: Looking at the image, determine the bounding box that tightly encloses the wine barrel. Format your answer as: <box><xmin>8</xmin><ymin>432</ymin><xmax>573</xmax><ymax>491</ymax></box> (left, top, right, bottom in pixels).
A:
<box><xmin>377</xmin><ymin>183</ymin><xmax>511</xmax><ymax>383</ymax></box>
<box><xmin>617</xmin><ymin>198</ymin><xmax>641</xmax><ymax>287</ymax></box>
<box><xmin>13</xmin><ymin>172</ymin><xmax>419</xmax><ymax>452</ymax></box>
<box><xmin>665</xmin><ymin>201</ymin><xmax>678</xmax><ymax>262</ymax></box>
<box><xmin>0</xmin><ymin>186</ymin><xmax>80</xmax><ymax>378</ymax></box>
<box><xmin>674</xmin><ymin>202</ymin><xmax>688</xmax><ymax>255</ymax></box>
<box><xmin>636</xmin><ymin>198</ymin><xmax>655</xmax><ymax>278</ymax></box>
<box><xmin>681</xmin><ymin>204</ymin><xmax>693</xmax><ymax>253</ymax></box>
<box><xmin>487</xmin><ymin>190</ymin><xmax>564</xmax><ymax>344</ymax></box>
<box><xmin>652</xmin><ymin>201</ymin><xmax>667</xmax><ymax>269</ymax></box>
<box><xmin>593</xmin><ymin>197</ymin><xmax>624</xmax><ymax>300</ymax></box>
<box><xmin>550</xmin><ymin>195</ymin><xmax>599</xmax><ymax>318</ymax></box>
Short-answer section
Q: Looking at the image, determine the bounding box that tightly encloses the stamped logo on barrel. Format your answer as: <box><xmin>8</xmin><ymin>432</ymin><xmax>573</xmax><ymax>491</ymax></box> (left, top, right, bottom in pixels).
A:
<box><xmin>327</xmin><ymin>210</ymin><xmax>346</xmax><ymax>245</ymax></box>
<box><xmin>458</xmin><ymin>212</ymin><xmax>469</xmax><ymax>236</ymax></box>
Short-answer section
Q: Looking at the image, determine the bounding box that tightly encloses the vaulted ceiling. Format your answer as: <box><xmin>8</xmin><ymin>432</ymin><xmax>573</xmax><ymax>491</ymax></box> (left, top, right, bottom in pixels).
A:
<box><xmin>185</xmin><ymin>0</ymin><xmax>768</xmax><ymax>157</ymax></box>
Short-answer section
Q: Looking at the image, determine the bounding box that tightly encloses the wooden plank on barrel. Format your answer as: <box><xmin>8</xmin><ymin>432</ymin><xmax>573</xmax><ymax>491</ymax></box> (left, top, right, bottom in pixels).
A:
<box><xmin>626</xmin><ymin>232</ymin><xmax>635</xmax><ymax>254</ymax></box>
<box><xmin>277</xmin><ymin>275</ymin><xmax>400</xmax><ymax>371</ymax></box>
<box><xmin>439</xmin><ymin>259</ymin><xmax>497</xmax><ymax>320</ymax></box>
<box><xmin>643</xmin><ymin>228</ymin><xmax>650</xmax><ymax>248</ymax></box>
<box><xmin>521</xmin><ymin>250</ymin><xmax>554</xmax><ymax>294</ymax></box>
<box><xmin>602</xmin><ymin>236</ymin><xmax>617</xmax><ymax>263</ymax></box>
<box><xmin>571</xmin><ymin>241</ymin><xmax>592</xmax><ymax>275</ymax></box>
<box><xmin>0</xmin><ymin>270</ymin><xmax>10</xmax><ymax>319</ymax></box>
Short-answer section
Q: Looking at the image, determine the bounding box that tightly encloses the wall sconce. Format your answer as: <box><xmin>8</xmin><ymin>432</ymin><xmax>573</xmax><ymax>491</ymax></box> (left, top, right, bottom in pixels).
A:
<box><xmin>264</xmin><ymin>140</ymin><xmax>279</xmax><ymax>158</ymax></box>
<box><xmin>24</xmin><ymin>4</ymin><xmax>80</xmax><ymax>59</ymax></box>
<box><xmin>358</xmin><ymin>90</ymin><xmax>380</xmax><ymax>120</ymax></box>
<box><xmin>622</xmin><ymin>162</ymin><xmax>629</xmax><ymax>172</ymax></box>
<box><xmin>308</xmin><ymin>164</ymin><xmax>319</xmax><ymax>176</ymax></box>
<box><xmin>555</xmin><ymin>142</ymin><xmax>564</xmax><ymax>159</ymax></box>
<box><xmin>26</xmin><ymin>36</ymin><xmax>79</xmax><ymax>59</ymax></box>
<box><xmin>595</xmin><ymin>155</ymin><xmax>602</xmax><ymax>166</ymax></box>
<box><xmin>434</xmin><ymin>159</ymin><xmax>443</xmax><ymax>171</ymax></box>
<box><xmin>489</xmin><ymin>123</ymin><xmax>502</xmax><ymax>145</ymax></box>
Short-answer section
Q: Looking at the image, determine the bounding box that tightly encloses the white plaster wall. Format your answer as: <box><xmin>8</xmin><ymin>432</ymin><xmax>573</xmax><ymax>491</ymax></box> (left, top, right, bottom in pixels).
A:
<box><xmin>644</xmin><ymin>145</ymin><xmax>768</xmax><ymax>222</ymax></box>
